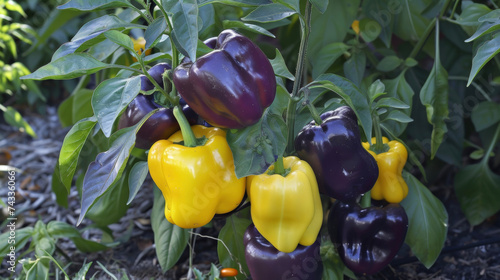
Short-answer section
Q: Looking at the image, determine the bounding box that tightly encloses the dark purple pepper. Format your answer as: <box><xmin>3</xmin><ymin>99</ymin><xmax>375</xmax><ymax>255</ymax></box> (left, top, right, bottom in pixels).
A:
<box><xmin>173</xmin><ymin>29</ymin><xmax>276</xmax><ymax>129</ymax></box>
<box><xmin>244</xmin><ymin>224</ymin><xmax>323</xmax><ymax>280</ymax></box>
<box><xmin>118</xmin><ymin>63</ymin><xmax>197</xmax><ymax>149</ymax></box>
<box><xmin>327</xmin><ymin>201</ymin><xmax>408</xmax><ymax>275</ymax></box>
<box><xmin>294</xmin><ymin>106</ymin><xmax>379</xmax><ymax>201</ymax></box>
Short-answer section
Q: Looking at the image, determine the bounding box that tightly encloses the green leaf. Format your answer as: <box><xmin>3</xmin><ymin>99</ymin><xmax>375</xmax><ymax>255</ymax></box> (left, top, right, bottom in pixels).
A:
<box><xmin>52</xmin><ymin>32</ymin><xmax>107</xmax><ymax>61</ymax></box>
<box><xmin>227</xmin><ymin>112</ymin><xmax>287</xmax><ymax>178</ymax></box>
<box><xmin>59</xmin><ymin>117</ymin><xmax>98</xmax><ymax>190</ymax></box>
<box><xmin>151</xmin><ymin>185</ymin><xmax>189</xmax><ymax>272</ymax></box>
<box><xmin>420</xmin><ymin>24</ymin><xmax>449</xmax><ymax>159</ymax></box>
<box><xmin>359</xmin><ymin>17</ymin><xmax>381</xmax><ymax>43</ymax></box>
<box><xmin>456</xmin><ymin>2</ymin><xmax>491</xmax><ymax>35</ymax></box>
<box><xmin>467</xmin><ymin>33</ymin><xmax>500</xmax><ymax>86</ymax></box>
<box><xmin>320</xmin><ymin>240</ymin><xmax>345</xmax><ymax>280</ymax></box>
<box><xmin>145</xmin><ymin>16</ymin><xmax>168</xmax><ymax>50</ymax></box>
<box><xmin>222</xmin><ymin>20</ymin><xmax>276</xmax><ymax>38</ymax></box>
<box><xmin>471</xmin><ymin>101</ymin><xmax>500</xmax><ymax>131</ymax></box>
<box><xmin>5</xmin><ymin>0</ymin><xmax>27</xmax><ymax>17</ymax></box>
<box><xmin>92</xmin><ymin>76</ymin><xmax>141</xmax><ymax>137</ymax></box>
<box><xmin>270</xmin><ymin>49</ymin><xmax>294</xmax><ymax>81</ymax></box>
<box><xmin>47</xmin><ymin>221</ymin><xmax>81</xmax><ymax>239</ymax></box>
<box><xmin>163</xmin><ymin>0</ymin><xmax>199</xmax><ymax>62</ymax></box>
<box><xmin>376</xmin><ymin>55</ymin><xmax>402</xmax><ymax>72</ymax></box>
<box><xmin>127</xmin><ymin>161</ymin><xmax>149</xmax><ymax>205</ymax></box>
<box><xmin>51</xmin><ymin>161</ymin><xmax>68</xmax><ymax>208</ymax></box>
<box><xmin>241</xmin><ymin>3</ymin><xmax>296</xmax><ymax>22</ymax></box>
<box><xmin>2</xmin><ymin>106</ymin><xmax>37</xmax><ymax>137</ymax></box>
<box><xmin>217</xmin><ymin>215</ymin><xmax>252</xmax><ymax>280</ymax></box>
<box><xmin>309</xmin><ymin>0</ymin><xmax>328</xmax><ymax>13</ymax></box>
<box><xmin>465</xmin><ymin>19</ymin><xmax>500</xmax><ymax>43</ymax></box>
<box><xmin>405</xmin><ymin>57</ymin><xmax>418</xmax><ymax>67</ymax></box>
<box><xmin>77</xmin><ymin>111</ymin><xmax>155</xmax><ymax>225</ymax></box>
<box><xmin>393</xmin><ymin>0</ymin><xmax>430</xmax><ymax>41</ymax></box>
<box><xmin>376</xmin><ymin>97</ymin><xmax>410</xmax><ymax>109</ymax></box>
<box><xmin>73</xmin><ymin>262</ymin><xmax>92</xmax><ymax>280</ymax></box>
<box><xmin>455</xmin><ymin>124</ymin><xmax>500</xmax><ymax>226</ymax></box>
<box><xmin>381</xmin><ymin>71</ymin><xmax>414</xmax><ymax>137</ymax></box>
<box><xmin>343</xmin><ymin>51</ymin><xmax>366</xmax><ymax>86</ymax></box>
<box><xmin>311</xmin><ymin>42</ymin><xmax>349</xmax><ymax>79</ymax></box>
<box><xmin>72</xmin><ymin>15</ymin><xmax>143</xmax><ymax>42</ymax></box>
<box><xmin>362</xmin><ymin>0</ymin><xmax>393</xmax><ymax>47</ymax></box>
<box><xmin>368</xmin><ymin>79</ymin><xmax>385</xmax><ymax>102</ymax></box>
<box><xmin>309</xmin><ymin>74</ymin><xmax>372</xmax><ymax>141</ymax></box>
<box><xmin>104</xmin><ymin>30</ymin><xmax>135</xmax><ymax>54</ymax></box>
<box><xmin>58</xmin><ymin>0</ymin><xmax>133</xmax><ymax>11</ymax></box>
<box><xmin>198</xmin><ymin>0</ymin><xmax>271</xmax><ymax>6</ymax></box>
<box><xmin>401</xmin><ymin>171</ymin><xmax>448</xmax><ymax>268</ymax></box>
<box><xmin>71</xmin><ymin>237</ymin><xmax>111</xmax><ymax>253</ymax></box>
<box><xmin>382</xmin><ymin>110</ymin><xmax>413</xmax><ymax>123</ymax></box>
<box><xmin>58</xmin><ymin>88</ymin><xmax>94</xmax><ymax>127</ymax></box>
<box><xmin>21</xmin><ymin>53</ymin><xmax>109</xmax><ymax>81</ymax></box>
<box><xmin>0</xmin><ymin>227</ymin><xmax>33</xmax><ymax>256</ymax></box>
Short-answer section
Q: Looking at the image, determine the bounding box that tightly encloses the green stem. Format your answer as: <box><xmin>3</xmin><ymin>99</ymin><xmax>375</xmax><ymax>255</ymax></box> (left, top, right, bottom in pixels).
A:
<box><xmin>360</xmin><ymin>190</ymin><xmax>371</xmax><ymax>208</ymax></box>
<box><xmin>449</xmin><ymin>0</ymin><xmax>460</xmax><ymax>19</ymax></box>
<box><xmin>372</xmin><ymin>113</ymin><xmax>385</xmax><ymax>153</ymax></box>
<box><xmin>481</xmin><ymin>123</ymin><xmax>500</xmax><ymax>165</ymax></box>
<box><xmin>131</xmin><ymin>6</ymin><xmax>151</xmax><ymax>24</ymax></box>
<box><xmin>140</xmin><ymin>62</ymin><xmax>176</xmax><ymax>105</ymax></box>
<box><xmin>173</xmin><ymin>106</ymin><xmax>197</xmax><ymax>147</ymax></box>
<box><xmin>70</xmin><ymin>75</ymin><xmax>87</xmax><ymax>96</ymax></box>
<box><xmin>408</xmin><ymin>17</ymin><xmax>437</xmax><ymax>59</ymax></box>
<box><xmin>285</xmin><ymin>0</ymin><xmax>312</xmax><ymax>155</ymax></box>
<box><xmin>439</xmin><ymin>0</ymin><xmax>453</xmax><ymax>18</ymax></box>
<box><xmin>448</xmin><ymin>76</ymin><xmax>492</xmax><ymax>101</ymax></box>
<box><xmin>273</xmin><ymin>156</ymin><xmax>285</xmax><ymax>175</ymax></box>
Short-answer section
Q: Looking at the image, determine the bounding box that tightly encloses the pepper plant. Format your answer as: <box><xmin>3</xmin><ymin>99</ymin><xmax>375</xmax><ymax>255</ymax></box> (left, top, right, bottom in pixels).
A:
<box><xmin>18</xmin><ymin>0</ymin><xmax>500</xmax><ymax>278</ymax></box>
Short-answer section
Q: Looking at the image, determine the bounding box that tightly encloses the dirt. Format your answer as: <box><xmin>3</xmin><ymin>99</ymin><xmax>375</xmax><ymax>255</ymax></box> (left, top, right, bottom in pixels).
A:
<box><xmin>1</xmin><ymin>107</ymin><xmax>500</xmax><ymax>280</ymax></box>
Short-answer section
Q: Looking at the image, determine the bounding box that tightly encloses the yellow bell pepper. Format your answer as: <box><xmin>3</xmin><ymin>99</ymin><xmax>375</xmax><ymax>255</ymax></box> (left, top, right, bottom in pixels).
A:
<box><xmin>246</xmin><ymin>156</ymin><xmax>323</xmax><ymax>253</ymax></box>
<box><xmin>131</xmin><ymin>37</ymin><xmax>151</xmax><ymax>62</ymax></box>
<box><xmin>148</xmin><ymin>125</ymin><xmax>246</xmax><ymax>228</ymax></box>
<box><xmin>362</xmin><ymin>137</ymin><xmax>409</xmax><ymax>203</ymax></box>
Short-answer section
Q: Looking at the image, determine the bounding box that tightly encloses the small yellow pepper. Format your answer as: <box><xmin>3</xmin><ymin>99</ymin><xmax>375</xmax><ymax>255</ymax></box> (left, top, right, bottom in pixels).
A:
<box><xmin>148</xmin><ymin>125</ymin><xmax>246</xmax><ymax>228</ymax></box>
<box><xmin>362</xmin><ymin>137</ymin><xmax>409</xmax><ymax>203</ymax></box>
<box><xmin>246</xmin><ymin>156</ymin><xmax>323</xmax><ymax>253</ymax></box>
<box><xmin>131</xmin><ymin>37</ymin><xmax>151</xmax><ymax>61</ymax></box>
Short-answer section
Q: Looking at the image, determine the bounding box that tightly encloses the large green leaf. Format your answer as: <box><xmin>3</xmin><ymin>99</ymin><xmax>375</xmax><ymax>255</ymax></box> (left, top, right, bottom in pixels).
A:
<box><xmin>59</xmin><ymin>117</ymin><xmax>98</xmax><ymax>190</ymax></box>
<box><xmin>222</xmin><ymin>20</ymin><xmax>276</xmax><ymax>38</ymax></box>
<box><xmin>419</xmin><ymin>22</ymin><xmax>449</xmax><ymax>159</ymax></box>
<box><xmin>163</xmin><ymin>0</ymin><xmax>199</xmax><ymax>62</ymax></box>
<box><xmin>241</xmin><ymin>3</ymin><xmax>297</xmax><ymax>22</ymax></box>
<box><xmin>227</xmin><ymin>112</ymin><xmax>287</xmax><ymax>178</ymax></box>
<box><xmin>52</xmin><ymin>32</ymin><xmax>107</xmax><ymax>61</ymax></box>
<box><xmin>471</xmin><ymin>101</ymin><xmax>500</xmax><ymax>131</ymax></box>
<box><xmin>77</xmin><ymin>112</ymin><xmax>155</xmax><ymax>225</ymax></box>
<box><xmin>57</xmin><ymin>88</ymin><xmax>94</xmax><ymax>127</ymax></box>
<box><xmin>217</xmin><ymin>216</ymin><xmax>252</xmax><ymax>280</ymax></box>
<box><xmin>145</xmin><ymin>16</ymin><xmax>168</xmax><ymax>50</ymax></box>
<box><xmin>21</xmin><ymin>53</ymin><xmax>109</xmax><ymax>81</ymax></box>
<box><xmin>270</xmin><ymin>49</ymin><xmax>294</xmax><ymax>81</ymax></box>
<box><xmin>401</xmin><ymin>171</ymin><xmax>448</xmax><ymax>268</ymax></box>
<box><xmin>51</xmin><ymin>161</ymin><xmax>68</xmax><ymax>208</ymax></box>
<box><xmin>312</xmin><ymin>42</ymin><xmax>349</xmax><ymax>79</ymax></box>
<box><xmin>467</xmin><ymin>33</ymin><xmax>500</xmax><ymax>86</ymax></box>
<box><xmin>393</xmin><ymin>0</ymin><xmax>431</xmax><ymax>41</ymax></box>
<box><xmin>455</xmin><ymin>2</ymin><xmax>491</xmax><ymax>35</ymax></box>
<box><xmin>58</xmin><ymin>0</ymin><xmax>133</xmax><ymax>11</ymax></box>
<box><xmin>151</xmin><ymin>186</ymin><xmax>189</xmax><ymax>272</ymax></box>
<box><xmin>361</xmin><ymin>0</ymin><xmax>393</xmax><ymax>46</ymax></box>
<box><xmin>308</xmin><ymin>0</ymin><xmax>359</xmax><ymax>68</ymax></box>
<box><xmin>343</xmin><ymin>50</ymin><xmax>366</xmax><ymax>87</ymax></box>
<box><xmin>308</xmin><ymin>74</ymin><xmax>372</xmax><ymax>141</ymax></box>
<box><xmin>198</xmin><ymin>0</ymin><xmax>271</xmax><ymax>6</ymax></box>
<box><xmin>72</xmin><ymin>15</ymin><xmax>144</xmax><ymax>42</ymax></box>
<box><xmin>465</xmin><ymin>17</ymin><xmax>500</xmax><ymax>43</ymax></box>
<box><xmin>91</xmin><ymin>76</ymin><xmax>141</xmax><ymax>137</ymax></box>
<box><xmin>127</xmin><ymin>161</ymin><xmax>149</xmax><ymax>204</ymax></box>
<box><xmin>454</xmin><ymin>124</ymin><xmax>500</xmax><ymax>226</ymax></box>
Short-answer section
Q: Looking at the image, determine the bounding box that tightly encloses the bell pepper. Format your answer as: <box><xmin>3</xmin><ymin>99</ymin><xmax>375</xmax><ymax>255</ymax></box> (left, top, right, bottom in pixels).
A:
<box><xmin>294</xmin><ymin>106</ymin><xmax>379</xmax><ymax>201</ymax></box>
<box><xmin>246</xmin><ymin>156</ymin><xmax>322</xmax><ymax>253</ymax></box>
<box><xmin>118</xmin><ymin>64</ymin><xmax>198</xmax><ymax>149</ymax></box>
<box><xmin>173</xmin><ymin>29</ymin><xmax>276</xmax><ymax>129</ymax></box>
<box><xmin>327</xmin><ymin>201</ymin><xmax>408</xmax><ymax>275</ymax></box>
<box><xmin>362</xmin><ymin>137</ymin><xmax>409</xmax><ymax>203</ymax></box>
<box><xmin>244</xmin><ymin>224</ymin><xmax>323</xmax><ymax>280</ymax></box>
<box><xmin>147</xmin><ymin>125</ymin><xmax>246</xmax><ymax>228</ymax></box>
<box><xmin>131</xmin><ymin>36</ymin><xmax>151</xmax><ymax>62</ymax></box>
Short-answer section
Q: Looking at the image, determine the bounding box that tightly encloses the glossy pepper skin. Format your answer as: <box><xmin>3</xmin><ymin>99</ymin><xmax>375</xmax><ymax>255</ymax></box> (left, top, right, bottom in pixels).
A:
<box><xmin>328</xmin><ymin>201</ymin><xmax>408</xmax><ymax>275</ymax></box>
<box><xmin>244</xmin><ymin>224</ymin><xmax>323</xmax><ymax>280</ymax></box>
<box><xmin>362</xmin><ymin>137</ymin><xmax>409</xmax><ymax>203</ymax></box>
<box><xmin>294</xmin><ymin>106</ymin><xmax>379</xmax><ymax>201</ymax></box>
<box><xmin>246</xmin><ymin>156</ymin><xmax>322</xmax><ymax>253</ymax></box>
<box><xmin>118</xmin><ymin>64</ymin><xmax>198</xmax><ymax>149</ymax></box>
<box><xmin>147</xmin><ymin>125</ymin><xmax>246</xmax><ymax>228</ymax></box>
<box><xmin>173</xmin><ymin>29</ymin><xmax>276</xmax><ymax>129</ymax></box>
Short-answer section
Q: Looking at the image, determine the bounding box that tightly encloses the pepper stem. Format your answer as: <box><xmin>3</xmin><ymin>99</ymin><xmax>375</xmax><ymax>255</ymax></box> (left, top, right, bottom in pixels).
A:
<box><xmin>173</xmin><ymin>106</ymin><xmax>197</xmax><ymax>147</ymax></box>
<box><xmin>274</xmin><ymin>156</ymin><xmax>285</xmax><ymax>175</ymax></box>
<box><xmin>285</xmin><ymin>0</ymin><xmax>312</xmax><ymax>155</ymax></box>
<box><xmin>303</xmin><ymin>88</ymin><xmax>322</xmax><ymax>125</ymax></box>
<box><xmin>372</xmin><ymin>113</ymin><xmax>385</xmax><ymax>153</ymax></box>
<box><xmin>360</xmin><ymin>190</ymin><xmax>371</xmax><ymax>208</ymax></box>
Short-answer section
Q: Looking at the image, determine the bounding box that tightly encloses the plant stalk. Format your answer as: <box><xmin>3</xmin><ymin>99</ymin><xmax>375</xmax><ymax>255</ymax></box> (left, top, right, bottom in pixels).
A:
<box><xmin>285</xmin><ymin>0</ymin><xmax>312</xmax><ymax>155</ymax></box>
<box><xmin>481</xmin><ymin>123</ymin><xmax>500</xmax><ymax>165</ymax></box>
<box><xmin>273</xmin><ymin>156</ymin><xmax>285</xmax><ymax>175</ymax></box>
<box><xmin>173</xmin><ymin>106</ymin><xmax>197</xmax><ymax>147</ymax></box>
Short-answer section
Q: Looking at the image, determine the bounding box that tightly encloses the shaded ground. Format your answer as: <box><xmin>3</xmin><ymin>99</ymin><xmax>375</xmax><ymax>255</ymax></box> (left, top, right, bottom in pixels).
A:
<box><xmin>1</xmin><ymin>107</ymin><xmax>500</xmax><ymax>279</ymax></box>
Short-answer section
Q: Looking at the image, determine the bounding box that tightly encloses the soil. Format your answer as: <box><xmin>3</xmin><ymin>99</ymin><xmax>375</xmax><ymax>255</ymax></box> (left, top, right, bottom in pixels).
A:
<box><xmin>1</xmin><ymin>107</ymin><xmax>500</xmax><ymax>280</ymax></box>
